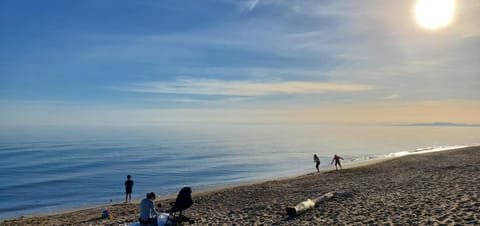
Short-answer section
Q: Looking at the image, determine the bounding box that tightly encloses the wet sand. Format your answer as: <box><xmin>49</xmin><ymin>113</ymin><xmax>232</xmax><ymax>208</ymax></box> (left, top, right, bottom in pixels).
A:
<box><xmin>1</xmin><ymin>146</ymin><xmax>479</xmax><ymax>225</ymax></box>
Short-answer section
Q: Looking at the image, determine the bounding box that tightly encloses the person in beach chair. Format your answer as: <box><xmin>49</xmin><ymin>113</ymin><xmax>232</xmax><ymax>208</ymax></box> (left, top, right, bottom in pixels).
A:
<box><xmin>165</xmin><ymin>187</ymin><xmax>194</xmax><ymax>224</ymax></box>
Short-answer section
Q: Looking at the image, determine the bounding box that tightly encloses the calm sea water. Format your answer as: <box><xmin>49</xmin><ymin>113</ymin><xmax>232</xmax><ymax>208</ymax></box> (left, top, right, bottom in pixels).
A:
<box><xmin>0</xmin><ymin>124</ymin><xmax>478</xmax><ymax>219</ymax></box>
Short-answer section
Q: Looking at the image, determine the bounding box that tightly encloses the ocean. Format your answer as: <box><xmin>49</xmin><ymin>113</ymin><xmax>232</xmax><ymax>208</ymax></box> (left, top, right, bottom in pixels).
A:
<box><xmin>0</xmin><ymin>124</ymin><xmax>478</xmax><ymax>219</ymax></box>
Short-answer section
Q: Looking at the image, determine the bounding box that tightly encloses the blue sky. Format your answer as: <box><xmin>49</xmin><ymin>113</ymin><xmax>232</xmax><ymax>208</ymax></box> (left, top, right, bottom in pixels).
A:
<box><xmin>1</xmin><ymin>0</ymin><xmax>479</xmax><ymax>126</ymax></box>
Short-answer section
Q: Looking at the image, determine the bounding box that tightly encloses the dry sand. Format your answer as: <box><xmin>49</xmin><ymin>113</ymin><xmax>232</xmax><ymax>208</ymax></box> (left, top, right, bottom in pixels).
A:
<box><xmin>1</xmin><ymin>146</ymin><xmax>479</xmax><ymax>225</ymax></box>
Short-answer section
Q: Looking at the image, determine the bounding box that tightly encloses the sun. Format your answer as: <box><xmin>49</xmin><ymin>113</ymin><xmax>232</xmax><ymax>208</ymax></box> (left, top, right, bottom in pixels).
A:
<box><xmin>415</xmin><ymin>0</ymin><xmax>455</xmax><ymax>30</ymax></box>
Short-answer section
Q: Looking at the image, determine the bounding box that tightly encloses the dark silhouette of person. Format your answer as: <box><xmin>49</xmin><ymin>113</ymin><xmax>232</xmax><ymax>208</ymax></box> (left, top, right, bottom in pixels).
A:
<box><xmin>125</xmin><ymin>175</ymin><xmax>133</xmax><ymax>203</ymax></box>
<box><xmin>331</xmin><ymin>154</ymin><xmax>344</xmax><ymax>170</ymax></box>
<box><xmin>139</xmin><ymin>192</ymin><xmax>159</xmax><ymax>226</ymax></box>
<box><xmin>313</xmin><ymin>154</ymin><xmax>320</xmax><ymax>172</ymax></box>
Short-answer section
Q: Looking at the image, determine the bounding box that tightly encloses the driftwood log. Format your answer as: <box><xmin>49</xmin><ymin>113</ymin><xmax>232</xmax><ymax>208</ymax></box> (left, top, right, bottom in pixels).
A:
<box><xmin>285</xmin><ymin>191</ymin><xmax>352</xmax><ymax>216</ymax></box>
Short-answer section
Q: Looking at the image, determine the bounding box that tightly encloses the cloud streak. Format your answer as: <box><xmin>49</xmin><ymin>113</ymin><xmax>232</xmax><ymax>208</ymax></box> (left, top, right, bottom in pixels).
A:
<box><xmin>116</xmin><ymin>78</ymin><xmax>372</xmax><ymax>96</ymax></box>
<box><xmin>247</xmin><ymin>0</ymin><xmax>260</xmax><ymax>11</ymax></box>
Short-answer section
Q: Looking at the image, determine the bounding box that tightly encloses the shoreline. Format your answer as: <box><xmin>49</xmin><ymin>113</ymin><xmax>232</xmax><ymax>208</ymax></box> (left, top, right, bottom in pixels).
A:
<box><xmin>0</xmin><ymin>149</ymin><xmax>390</xmax><ymax>220</ymax></box>
<box><xmin>2</xmin><ymin>145</ymin><xmax>479</xmax><ymax>225</ymax></box>
<box><xmin>5</xmin><ymin>150</ymin><xmax>393</xmax><ymax>217</ymax></box>
<box><xmin>0</xmin><ymin>144</ymin><xmax>471</xmax><ymax>221</ymax></box>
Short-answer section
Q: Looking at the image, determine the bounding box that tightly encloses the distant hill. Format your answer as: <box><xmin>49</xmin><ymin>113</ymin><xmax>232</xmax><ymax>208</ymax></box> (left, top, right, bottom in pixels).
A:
<box><xmin>399</xmin><ymin>122</ymin><xmax>480</xmax><ymax>127</ymax></box>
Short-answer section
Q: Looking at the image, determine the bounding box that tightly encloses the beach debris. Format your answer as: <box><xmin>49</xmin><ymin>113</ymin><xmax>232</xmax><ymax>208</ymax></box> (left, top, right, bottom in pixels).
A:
<box><xmin>285</xmin><ymin>191</ymin><xmax>353</xmax><ymax>216</ymax></box>
<box><xmin>285</xmin><ymin>199</ymin><xmax>316</xmax><ymax>216</ymax></box>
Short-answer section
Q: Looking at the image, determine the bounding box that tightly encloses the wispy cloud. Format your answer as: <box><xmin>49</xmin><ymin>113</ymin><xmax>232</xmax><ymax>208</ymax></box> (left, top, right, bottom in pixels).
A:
<box><xmin>128</xmin><ymin>96</ymin><xmax>252</xmax><ymax>105</ymax></box>
<box><xmin>115</xmin><ymin>78</ymin><xmax>372</xmax><ymax>96</ymax></box>
<box><xmin>247</xmin><ymin>0</ymin><xmax>259</xmax><ymax>11</ymax></box>
<box><xmin>382</xmin><ymin>94</ymin><xmax>400</xmax><ymax>100</ymax></box>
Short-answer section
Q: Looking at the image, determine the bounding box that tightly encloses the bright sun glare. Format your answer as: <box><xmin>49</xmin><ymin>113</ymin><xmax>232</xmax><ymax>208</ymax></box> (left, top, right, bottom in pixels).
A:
<box><xmin>415</xmin><ymin>0</ymin><xmax>455</xmax><ymax>30</ymax></box>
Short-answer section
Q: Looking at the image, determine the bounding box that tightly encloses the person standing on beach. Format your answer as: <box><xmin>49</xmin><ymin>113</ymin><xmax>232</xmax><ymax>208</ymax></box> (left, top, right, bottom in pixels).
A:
<box><xmin>139</xmin><ymin>192</ymin><xmax>159</xmax><ymax>226</ymax></box>
<box><xmin>125</xmin><ymin>175</ymin><xmax>133</xmax><ymax>203</ymax></box>
<box><xmin>313</xmin><ymin>154</ymin><xmax>321</xmax><ymax>172</ymax></box>
<box><xmin>331</xmin><ymin>154</ymin><xmax>344</xmax><ymax>170</ymax></box>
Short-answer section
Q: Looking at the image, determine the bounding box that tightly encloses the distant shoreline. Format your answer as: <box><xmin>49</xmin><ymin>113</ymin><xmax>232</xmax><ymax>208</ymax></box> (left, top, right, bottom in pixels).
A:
<box><xmin>397</xmin><ymin>122</ymin><xmax>480</xmax><ymax>127</ymax></box>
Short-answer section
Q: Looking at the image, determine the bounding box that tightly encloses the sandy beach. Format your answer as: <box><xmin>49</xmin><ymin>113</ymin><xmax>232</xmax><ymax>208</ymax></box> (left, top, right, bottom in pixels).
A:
<box><xmin>1</xmin><ymin>146</ymin><xmax>479</xmax><ymax>226</ymax></box>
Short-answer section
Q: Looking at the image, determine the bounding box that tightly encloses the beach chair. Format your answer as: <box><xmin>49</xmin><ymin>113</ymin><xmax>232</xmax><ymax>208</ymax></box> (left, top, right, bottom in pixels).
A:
<box><xmin>165</xmin><ymin>187</ymin><xmax>194</xmax><ymax>225</ymax></box>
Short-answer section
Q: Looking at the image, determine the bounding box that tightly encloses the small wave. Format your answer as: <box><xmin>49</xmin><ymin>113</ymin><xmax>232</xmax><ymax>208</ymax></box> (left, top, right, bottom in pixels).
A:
<box><xmin>348</xmin><ymin>145</ymin><xmax>472</xmax><ymax>163</ymax></box>
<box><xmin>0</xmin><ymin>202</ymin><xmax>59</xmax><ymax>213</ymax></box>
<box><xmin>387</xmin><ymin>145</ymin><xmax>470</xmax><ymax>158</ymax></box>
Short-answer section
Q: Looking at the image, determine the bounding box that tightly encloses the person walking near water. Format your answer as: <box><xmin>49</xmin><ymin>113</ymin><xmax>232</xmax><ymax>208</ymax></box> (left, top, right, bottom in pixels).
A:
<box><xmin>125</xmin><ymin>175</ymin><xmax>133</xmax><ymax>203</ymax></box>
<box><xmin>331</xmin><ymin>154</ymin><xmax>344</xmax><ymax>170</ymax></box>
<box><xmin>313</xmin><ymin>154</ymin><xmax>321</xmax><ymax>172</ymax></box>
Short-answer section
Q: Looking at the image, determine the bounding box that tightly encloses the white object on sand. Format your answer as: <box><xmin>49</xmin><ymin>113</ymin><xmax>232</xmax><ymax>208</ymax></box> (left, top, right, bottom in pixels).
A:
<box><xmin>286</xmin><ymin>191</ymin><xmax>351</xmax><ymax>216</ymax></box>
<box><xmin>128</xmin><ymin>212</ymin><xmax>172</xmax><ymax>226</ymax></box>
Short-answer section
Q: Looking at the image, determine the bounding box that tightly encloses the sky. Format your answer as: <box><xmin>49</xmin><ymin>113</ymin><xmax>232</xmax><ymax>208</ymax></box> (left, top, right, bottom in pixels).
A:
<box><xmin>0</xmin><ymin>0</ymin><xmax>479</xmax><ymax>127</ymax></box>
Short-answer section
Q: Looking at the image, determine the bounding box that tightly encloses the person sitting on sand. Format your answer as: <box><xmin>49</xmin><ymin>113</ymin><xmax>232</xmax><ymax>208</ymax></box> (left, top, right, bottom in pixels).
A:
<box><xmin>125</xmin><ymin>175</ymin><xmax>133</xmax><ymax>203</ymax></box>
<box><xmin>313</xmin><ymin>154</ymin><xmax>321</xmax><ymax>172</ymax></box>
<box><xmin>139</xmin><ymin>192</ymin><xmax>159</xmax><ymax>226</ymax></box>
<box><xmin>331</xmin><ymin>154</ymin><xmax>344</xmax><ymax>170</ymax></box>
